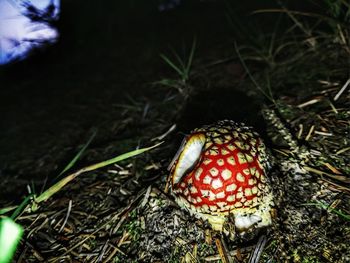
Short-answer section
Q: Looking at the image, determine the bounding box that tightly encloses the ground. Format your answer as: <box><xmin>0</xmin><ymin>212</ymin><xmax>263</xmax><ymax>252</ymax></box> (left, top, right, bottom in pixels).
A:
<box><xmin>1</xmin><ymin>1</ymin><xmax>350</xmax><ymax>262</ymax></box>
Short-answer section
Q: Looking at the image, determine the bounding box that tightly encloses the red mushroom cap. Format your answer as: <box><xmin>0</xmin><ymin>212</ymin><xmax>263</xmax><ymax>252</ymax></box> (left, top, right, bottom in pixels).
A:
<box><xmin>169</xmin><ymin>120</ymin><xmax>272</xmax><ymax>230</ymax></box>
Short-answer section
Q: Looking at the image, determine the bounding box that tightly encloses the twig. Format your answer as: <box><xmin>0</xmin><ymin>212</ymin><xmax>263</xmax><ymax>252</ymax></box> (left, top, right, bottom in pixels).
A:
<box><xmin>96</xmin><ymin>240</ymin><xmax>109</xmax><ymax>262</ymax></box>
<box><xmin>103</xmin><ymin>244</ymin><xmax>125</xmax><ymax>263</ymax></box>
<box><xmin>303</xmin><ymin>166</ymin><xmax>350</xmax><ymax>183</ymax></box>
<box><xmin>297</xmin><ymin>98</ymin><xmax>321</xmax><ymax>108</ymax></box>
<box><xmin>140</xmin><ymin>185</ymin><xmax>152</xmax><ymax>207</ymax></box>
<box><xmin>322</xmin><ymin>162</ymin><xmax>342</xmax><ymax>175</ymax></box>
<box><xmin>248</xmin><ymin>235</ymin><xmax>267</xmax><ymax>263</ymax></box>
<box><xmin>151</xmin><ymin>124</ymin><xmax>177</xmax><ymax>141</ymax></box>
<box><xmin>59</xmin><ymin>200</ymin><xmax>72</xmax><ymax>233</ymax></box>
<box><xmin>55</xmin><ymin>189</ymin><xmax>145</xmax><ymax>260</ymax></box>
<box><xmin>314</xmin><ymin>131</ymin><xmax>332</xmax><ymax>136</ymax></box>
<box><xmin>322</xmin><ymin>178</ymin><xmax>350</xmax><ymax>194</ymax></box>
<box><xmin>297</xmin><ymin>124</ymin><xmax>303</xmax><ymax>139</ymax></box>
<box><xmin>336</xmin><ymin>147</ymin><xmax>350</xmax><ymax>155</ymax></box>
<box><xmin>328</xmin><ymin>100</ymin><xmax>339</xmax><ymax>114</ymax></box>
<box><xmin>215</xmin><ymin>237</ymin><xmax>230</xmax><ymax>263</ymax></box>
<box><xmin>305</xmin><ymin>125</ymin><xmax>315</xmax><ymax>141</ymax></box>
<box><xmin>334</xmin><ymin>79</ymin><xmax>350</xmax><ymax>101</ymax></box>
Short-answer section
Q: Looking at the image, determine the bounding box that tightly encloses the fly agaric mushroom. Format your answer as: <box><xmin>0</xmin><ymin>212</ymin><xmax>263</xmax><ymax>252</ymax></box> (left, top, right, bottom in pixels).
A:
<box><xmin>168</xmin><ymin>120</ymin><xmax>273</xmax><ymax>232</ymax></box>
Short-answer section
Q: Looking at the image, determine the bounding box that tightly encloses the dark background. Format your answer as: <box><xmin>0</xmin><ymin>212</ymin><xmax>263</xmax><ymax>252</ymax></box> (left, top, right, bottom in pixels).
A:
<box><xmin>0</xmin><ymin>0</ymin><xmax>314</xmax><ymax>198</ymax></box>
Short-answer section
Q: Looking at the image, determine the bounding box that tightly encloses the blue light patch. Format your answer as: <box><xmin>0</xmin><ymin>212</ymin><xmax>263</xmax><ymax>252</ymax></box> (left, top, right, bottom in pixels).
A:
<box><xmin>0</xmin><ymin>0</ymin><xmax>60</xmax><ymax>65</ymax></box>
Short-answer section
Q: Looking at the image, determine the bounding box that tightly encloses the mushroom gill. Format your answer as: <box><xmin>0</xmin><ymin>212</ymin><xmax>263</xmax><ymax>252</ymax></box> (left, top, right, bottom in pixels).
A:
<box><xmin>170</xmin><ymin>133</ymin><xmax>206</xmax><ymax>185</ymax></box>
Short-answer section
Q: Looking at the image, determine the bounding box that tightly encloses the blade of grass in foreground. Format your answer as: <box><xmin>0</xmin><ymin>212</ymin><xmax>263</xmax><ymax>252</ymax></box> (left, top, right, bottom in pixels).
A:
<box><xmin>0</xmin><ymin>196</ymin><xmax>34</xmax><ymax>219</ymax></box>
<box><xmin>1</xmin><ymin>131</ymin><xmax>97</xmax><ymax>217</ymax></box>
<box><xmin>160</xmin><ymin>53</ymin><xmax>184</xmax><ymax>77</ymax></box>
<box><xmin>10</xmin><ymin>195</ymin><xmax>33</xmax><ymax>221</ymax></box>
<box><xmin>185</xmin><ymin>37</ymin><xmax>196</xmax><ymax>78</ymax></box>
<box><xmin>34</xmin><ymin>142</ymin><xmax>163</xmax><ymax>204</ymax></box>
<box><xmin>0</xmin><ymin>207</ymin><xmax>17</xmax><ymax>216</ymax></box>
<box><xmin>57</xmin><ymin>129</ymin><xmax>97</xmax><ymax>177</ymax></box>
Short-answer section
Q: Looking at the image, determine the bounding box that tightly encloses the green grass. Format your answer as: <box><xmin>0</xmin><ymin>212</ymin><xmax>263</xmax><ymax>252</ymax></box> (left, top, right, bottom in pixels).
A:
<box><xmin>33</xmin><ymin>141</ymin><xmax>163</xmax><ymax>206</ymax></box>
<box><xmin>230</xmin><ymin>0</ymin><xmax>349</xmax><ymax>101</ymax></box>
<box><xmin>0</xmin><ymin>141</ymin><xmax>163</xmax><ymax>216</ymax></box>
<box><xmin>234</xmin><ymin>41</ymin><xmax>276</xmax><ymax>104</ymax></box>
<box><xmin>160</xmin><ymin>38</ymin><xmax>196</xmax><ymax>84</ymax></box>
<box><xmin>57</xmin><ymin>129</ymin><xmax>97</xmax><ymax>178</ymax></box>
<box><xmin>155</xmin><ymin>38</ymin><xmax>197</xmax><ymax>97</ymax></box>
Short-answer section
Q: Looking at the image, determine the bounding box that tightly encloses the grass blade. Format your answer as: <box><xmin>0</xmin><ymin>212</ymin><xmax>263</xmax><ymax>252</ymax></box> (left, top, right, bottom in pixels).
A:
<box><xmin>160</xmin><ymin>54</ymin><xmax>184</xmax><ymax>77</ymax></box>
<box><xmin>10</xmin><ymin>195</ymin><xmax>33</xmax><ymax>221</ymax></box>
<box><xmin>185</xmin><ymin>37</ymin><xmax>197</xmax><ymax>75</ymax></box>
<box><xmin>34</xmin><ymin>142</ymin><xmax>163</xmax><ymax>204</ymax></box>
<box><xmin>234</xmin><ymin>41</ymin><xmax>274</xmax><ymax>103</ymax></box>
<box><xmin>79</xmin><ymin>142</ymin><xmax>163</xmax><ymax>172</ymax></box>
<box><xmin>58</xmin><ymin>129</ymin><xmax>97</xmax><ymax>177</ymax></box>
<box><xmin>171</xmin><ymin>48</ymin><xmax>186</xmax><ymax>72</ymax></box>
<box><xmin>0</xmin><ymin>206</ymin><xmax>17</xmax><ymax>216</ymax></box>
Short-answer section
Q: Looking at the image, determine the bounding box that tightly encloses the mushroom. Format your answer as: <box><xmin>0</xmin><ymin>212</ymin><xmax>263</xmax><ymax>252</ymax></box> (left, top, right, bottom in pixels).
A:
<box><xmin>169</xmin><ymin>120</ymin><xmax>274</xmax><ymax>232</ymax></box>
